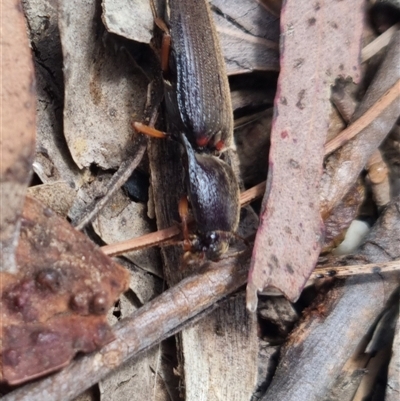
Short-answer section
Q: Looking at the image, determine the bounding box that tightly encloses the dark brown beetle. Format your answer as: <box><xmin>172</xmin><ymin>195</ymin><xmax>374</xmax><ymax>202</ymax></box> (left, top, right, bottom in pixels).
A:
<box><xmin>134</xmin><ymin>0</ymin><xmax>240</xmax><ymax>260</ymax></box>
<box><xmin>179</xmin><ymin>134</ymin><xmax>240</xmax><ymax>260</ymax></box>
<box><xmin>163</xmin><ymin>0</ymin><xmax>234</xmax><ymax>152</ymax></box>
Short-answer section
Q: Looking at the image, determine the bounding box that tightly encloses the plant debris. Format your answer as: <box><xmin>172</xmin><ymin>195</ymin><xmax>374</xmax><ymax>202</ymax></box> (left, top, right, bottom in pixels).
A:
<box><xmin>247</xmin><ymin>0</ymin><xmax>364</xmax><ymax>307</ymax></box>
<box><xmin>0</xmin><ymin>197</ymin><xmax>130</xmax><ymax>385</ymax></box>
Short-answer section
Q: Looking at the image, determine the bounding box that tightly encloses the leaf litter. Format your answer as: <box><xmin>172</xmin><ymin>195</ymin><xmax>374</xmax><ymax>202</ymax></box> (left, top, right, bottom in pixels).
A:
<box><xmin>2</xmin><ymin>0</ymin><xmax>400</xmax><ymax>400</ymax></box>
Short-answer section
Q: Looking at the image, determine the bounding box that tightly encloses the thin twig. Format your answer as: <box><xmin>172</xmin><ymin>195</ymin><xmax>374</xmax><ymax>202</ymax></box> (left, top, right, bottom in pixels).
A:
<box><xmin>324</xmin><ymin>78</ymin><xmax>400</xmax><ymax>156</ymax></box>
<box><xmin>74</xmin><ymin>140</ymin><xmax>147</xmax><ymax>231</ymax></box>
<box><xmin>311</xmin><ymin>259</ymin><xmax>400</xmax><ymax>280</ymax></box>
<box><xmin>239</xmin><ymin>181</ymin><xmax>266</xmax><ymax>207</ymax></box>
<box><xmin>361</xmin><ymin>23</ymin><xmax>400</xmax><ymax>62</ymax></box>
<box><xmin>102</xmin><ymin>225</ymin><xmax>180</xmax><ymax>256</ymax></box>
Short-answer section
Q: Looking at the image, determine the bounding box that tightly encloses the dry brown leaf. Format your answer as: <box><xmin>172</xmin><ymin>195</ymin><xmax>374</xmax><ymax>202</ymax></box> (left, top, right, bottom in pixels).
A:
<box><xmin>0</xmin><ymin>196</ymin><xmax>129</xmax><ymax>385</ymax></box>
<box><xmin>22</xmin><ymin>0</ymin><xmax>82</xmax><ymax>188</ymax></box>
<box><xmin>211</xmin><ymin>0</ymin><xmax>280</xmax><ymax>74</ymax></box>
<box><xmin>102</xmin><ymin>0</ymin><xmax>155</xmax><ymax>44</ymax></box>
<box><xmin>247</xmin><ymin>0</ymin><xmax>364</xmax><ymax>308</ymax></box>
<box><xmin>0</xmin><ymin>0</ymin><xmax>36</xmax><ymax>273</ymax></box>
<box><xmin>92</xmin><ymin>188</ymin><xmax>162</xmax><ymax>277</ymax></box>
<box><xmin>59</xmin><ymin>0</ymin><xmax>148</xmax><ymax>169</ymax></box>
<box><xmin>27</xmin><ymin>181</ymin><xmax>77</xmax><ymax>218</ymax></box>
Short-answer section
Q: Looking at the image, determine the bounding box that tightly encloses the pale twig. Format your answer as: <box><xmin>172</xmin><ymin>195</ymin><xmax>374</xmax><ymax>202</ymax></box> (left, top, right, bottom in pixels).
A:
<box><xmin>361</xmin><ymin>23</ymin><xmax>400</xmax><ymax>62</ymax></box>
<box><xmin>324</xmin><ymin>78</ymin><xmax>400</xmax><ymax>156</ymax></box>
<box><xmin>311</xmin><ymin>259</ymin><xmax>400</xmax><ymax>281</ymax></box>
<box><xmin>102</xmin><ymin>225</ymin><xmax>180</xmax><ymax>256</ymax></box>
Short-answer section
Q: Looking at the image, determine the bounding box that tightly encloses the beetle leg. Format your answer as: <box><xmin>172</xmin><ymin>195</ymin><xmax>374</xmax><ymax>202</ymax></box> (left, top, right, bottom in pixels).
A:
<box><xmin>231</xmin><ymin>231</ymin><xmax>251</xmax><ymax>248</ymax></box>
<box><xmin>132</xmin><ymin>122</ymin><xmax>168</xmax><ymax>139</ymax></box>
<box><xmin>149</xmin><ymin>0</ymin><xmax>171</xmax><ymax>74</ymax></box>
<box><xmin>160</xmin><ymin>31</ymin><xmax>171</xmax><ymax>74</ymax></box>
<box><xmin>178</xmin><ymin>195</ymin><xmax>192</xmax><ymax>252</ymax></box>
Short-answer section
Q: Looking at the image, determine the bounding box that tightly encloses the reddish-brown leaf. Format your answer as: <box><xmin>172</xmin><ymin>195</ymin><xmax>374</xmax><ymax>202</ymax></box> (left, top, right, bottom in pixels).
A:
<box><xmin>0</xmin><ymin>196</ymin><xmax>130</xmax><ymax>385</ymax></box>
<box><xmin>247</xmin><ymin>0</ymin><xmax>364</xmax><ymax>308</ymax></box>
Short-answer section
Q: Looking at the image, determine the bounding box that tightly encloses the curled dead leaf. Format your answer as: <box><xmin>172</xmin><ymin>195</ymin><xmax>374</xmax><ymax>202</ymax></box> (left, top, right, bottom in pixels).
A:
<box><xmin>0</xmin><ymin>196</ymin><xmax>130</xmax><ymax>385</ymax></box>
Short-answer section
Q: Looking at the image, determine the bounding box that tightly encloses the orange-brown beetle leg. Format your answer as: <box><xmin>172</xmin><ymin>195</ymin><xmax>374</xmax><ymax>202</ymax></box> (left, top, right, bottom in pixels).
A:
<box><xmin>178</xmin><ymin>195</ymin><xmax>192</xmax><ymax>252</ymax></box>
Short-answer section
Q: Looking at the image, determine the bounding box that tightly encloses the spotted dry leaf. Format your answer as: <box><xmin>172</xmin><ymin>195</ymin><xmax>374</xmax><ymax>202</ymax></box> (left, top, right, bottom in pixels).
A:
<box><xmin>247</xmin><ymin>0</ymin><xmax>364</xmax><ymax>308</ymax></box>
<box><xmin>0</xmin><ymin>197</ymin><xmax>130</xmax><ymax>385</ymax></box>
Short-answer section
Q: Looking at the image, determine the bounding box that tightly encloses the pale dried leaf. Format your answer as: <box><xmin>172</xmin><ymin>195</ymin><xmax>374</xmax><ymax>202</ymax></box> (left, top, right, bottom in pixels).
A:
<box><xmin>27</xmin><ymin>182</ymin><xmax>76</xmax><ymax>218</ymax></box>
<box><xmin>99</xmin><ymin>348</ymin><xmax>167</xmax><ymax>401</ymax></box>
<box><xmin>22</xmin><ymin>0</ymin><xmax>82</xmax><ymax>187</ymax></box>
<box><xmin>92</xmin><ymin>189</ymin><xmax>162</xmax><ymax>277</ymax></box>
<box><xmin>1</xmin><ymin>0</ymin><xmax>36</xmax><ymax>273</ymax></box>
<box><xmin>211</xmin><ymin>0</ymin><xmax>280</xmax><ymax>42</ymax></box>
<box><xmin>102</xmin><ymin>0</ymin><xmax>154</xmax><ymax>44</ymax></box>
<box><xmin>211</xmin><ymin>0</ymin><xmax>280</xmax><ymax>75</ymax></box>
<box><xmin>215</xmin><ymin>15</ymin><xmax>279</xmax><ymax>75</ymax></box>
<box><xmin>247</xmin><ymin>0</ymin><xmax>364</xmax><ymax>306</ymax></box>
<box><xmin>59</xmin><ymin>0</ymin><xmax>148</xmax><ymax>169</ymax></box>
<box><xmin>183</xmin><ymin>294</ymin><xmax>258</xmax><ymax>401</ymax></box>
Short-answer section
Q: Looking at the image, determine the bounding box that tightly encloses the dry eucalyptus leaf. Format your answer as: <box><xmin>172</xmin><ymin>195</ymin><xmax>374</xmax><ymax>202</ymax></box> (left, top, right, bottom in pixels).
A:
<box><xmin>99</xmin><ymin>347</ymin><xmax>167</xmax><ymax>401</ymax></box>
<box><xmin>116</xmin><ymin>258</ymin><xmax>162</xmax><ymax>304</ymax></box>
<box><xmin>27</xmin><ymin>181</ymin><xmax>77</xmax><ymax>218</ymax></box>
<box><xmin>22</xmin><ymin>0</ymin><xmax>82</xmax><ymax>188</ymax></box>
<box><xmin>247</xmin><ymin>0</ymin><xmax>364</xmax><ymax>307</ymax></box>
<box><xmin>211</xmin><ymin>0</ymin><xmax>280</xmax><ymax>74</ymax></box>
<box><xmin>59</xmin><ymin>0</ymin><xmax>148</xmax><ymax>169</ymax></box>
<box><xmin>101</xmin><ymin>294</ymin><xmax>167</xmax><ymax>401</ymax></box>
<box><xmin>1</xmin><ymin>0</ymin><xmax>36</xmax><ymax>274</ymax></box>
<box><xmin>102</xmin><ymin>0</ymin><xmax>154</xmax><ymax>44</ymax></box>
<box><xmin>0</xmin><ymin>196</ymin><xmax>130</xmax><ymax>385</ymax></box>
<box><xmin>213</xmin><ymin>12</ymin><xmax>279</xmax><ymax>75</ymax></box>
<box><xmin>92</xmin><ymin>189</ymin><xmax>162</xmax><ymax>277</ymax></box>
<box><xmin>211</xmin><ymin>0</ymin><xmax>280</xmax><ymax>42</ymax></box>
